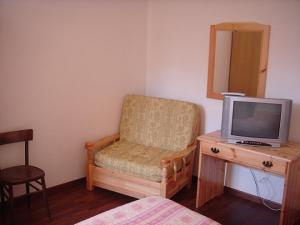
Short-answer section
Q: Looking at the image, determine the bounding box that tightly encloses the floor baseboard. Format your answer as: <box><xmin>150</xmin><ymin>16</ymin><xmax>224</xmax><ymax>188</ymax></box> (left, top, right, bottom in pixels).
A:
<box><xmin>0</xmin><ymin>177</ymin><xmax>86</xmax><ymax>205</ymax></box>
<box><xmin>224</xmin><ymin>186</ymin><xmax>281</xmax><ymax>209</ymax></box>
<box><xmin>193</xmin><ymin>176</ymin><xmax>281</xmax><ymax>209</ymax></box>
<box><xmin>2</xmin><ymin>177</ymin><xmax>281</xmax><ymax>210</ymax></box>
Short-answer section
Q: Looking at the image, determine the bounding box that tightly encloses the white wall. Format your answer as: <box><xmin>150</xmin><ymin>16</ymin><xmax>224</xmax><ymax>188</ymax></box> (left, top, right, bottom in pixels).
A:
<box><xmin>1</xmin><ymin>0</ymin><xmax>299</xmax><ymax>203</ymax></box>
<box><xmin>0</xmin><ymin>0</ymin><xmax>147</xmax><ymax>192</ymax></box>
<box><xmin>146</xmin><ymin>0</ymin><xmax>300</xmax><ymax>203</ymax></box>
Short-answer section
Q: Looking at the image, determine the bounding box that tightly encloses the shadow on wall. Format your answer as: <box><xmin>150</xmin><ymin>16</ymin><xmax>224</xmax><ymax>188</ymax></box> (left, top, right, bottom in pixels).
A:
<box><xmin>289</xmin><ymin>102</ymin><xmax>300</xmax><ymax>142</ymax></box>
<box><xmin>193</xmin><ymin>104</ymin><xmax>205</xmax><ymax>176</ymax></box>
<box><xmin>198</xmin><ymin>104</ymin><xmax>206</xmax><ymax>136</ymax></box>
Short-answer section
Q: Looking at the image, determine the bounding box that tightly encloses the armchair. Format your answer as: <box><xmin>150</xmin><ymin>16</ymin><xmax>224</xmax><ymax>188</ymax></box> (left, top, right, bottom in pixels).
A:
<box><xmin>85</xmin><ymin>95</ymin><xmax>200</xmax><ymax>198</ymax></box>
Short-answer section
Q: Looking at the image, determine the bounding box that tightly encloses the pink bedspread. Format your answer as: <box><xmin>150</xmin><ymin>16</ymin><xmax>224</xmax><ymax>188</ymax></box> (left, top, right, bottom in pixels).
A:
<box><xmin>76</xmin><ymin>196</ymin><xmax>220</xmax><ymax>225</ymax></box>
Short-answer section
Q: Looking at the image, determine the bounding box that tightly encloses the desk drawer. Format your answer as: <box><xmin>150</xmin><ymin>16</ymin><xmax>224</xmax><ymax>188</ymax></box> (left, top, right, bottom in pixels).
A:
<box><xmin>201</xmin><ymin>142</ymin><xmax>235</xmax><ymax>160</ymax></box>
<box><xmin>200</xmin><ymin>142</ymin><xmax>287</xmax><ymax>176</ymax></box>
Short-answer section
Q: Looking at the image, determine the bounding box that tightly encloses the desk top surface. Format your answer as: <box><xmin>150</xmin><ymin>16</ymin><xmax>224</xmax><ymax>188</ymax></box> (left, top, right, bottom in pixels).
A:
<box><xmin>197</xmin><ymin>131</ymin><xmax>300</xmax><ymax>162</ymax></box>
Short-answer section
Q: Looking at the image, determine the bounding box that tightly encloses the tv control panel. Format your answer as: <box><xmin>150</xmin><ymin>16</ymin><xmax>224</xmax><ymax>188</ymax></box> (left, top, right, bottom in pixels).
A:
<box><xmin>236</xmin><ymin>140</ymin><xmax>272</xmax><ymax>147</ymax></box>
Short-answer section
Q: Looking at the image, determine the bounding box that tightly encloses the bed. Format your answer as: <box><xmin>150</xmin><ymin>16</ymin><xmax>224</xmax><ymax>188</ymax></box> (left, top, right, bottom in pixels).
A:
<box><xmin>76</xmin><ymin>196</ymin><xmax>220</xmax><ymax>225</ymax></box>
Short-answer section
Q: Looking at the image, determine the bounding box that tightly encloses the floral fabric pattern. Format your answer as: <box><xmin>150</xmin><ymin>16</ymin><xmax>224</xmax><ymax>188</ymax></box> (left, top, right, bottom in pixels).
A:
<box><xmin>75</xmin><ymin>196</ymin><xmax>220</xmax><ymax>225</ymax></box>
<box><xmin>119</xmin><ymin>95</ymin><xmax>199</xmax><ymax>152</ymax></box>
<box><xmin>94</xmin><ymin>140</ymin><xmax>181</xmax><ymax>182</ymax></box>
<box><xmin>94</xmin><ymin>95</ymin><xmax>199</xmax><ymax>182</ymax></box>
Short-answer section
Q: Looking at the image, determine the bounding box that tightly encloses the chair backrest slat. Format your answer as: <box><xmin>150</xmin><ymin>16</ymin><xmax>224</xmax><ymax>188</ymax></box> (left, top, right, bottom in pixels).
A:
<box><xmin>0</xmin><ymin>129</ymin><xmax>33</xmax><ymax>145</ymax></box>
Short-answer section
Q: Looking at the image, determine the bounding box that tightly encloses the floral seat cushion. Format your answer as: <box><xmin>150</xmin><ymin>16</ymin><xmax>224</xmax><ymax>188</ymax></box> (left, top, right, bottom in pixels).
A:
<box><xmin>94</xmin><ymin>140</ymin><xmax>181</xmax><ymax>182</ymax></box>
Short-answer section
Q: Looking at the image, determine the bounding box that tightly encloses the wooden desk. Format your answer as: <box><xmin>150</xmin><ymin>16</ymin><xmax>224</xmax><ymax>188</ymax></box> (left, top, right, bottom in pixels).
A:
<box><xmin>196</xmin><ymin>131</ymin><xmax>300</xmax><ymax>225</ymax></box>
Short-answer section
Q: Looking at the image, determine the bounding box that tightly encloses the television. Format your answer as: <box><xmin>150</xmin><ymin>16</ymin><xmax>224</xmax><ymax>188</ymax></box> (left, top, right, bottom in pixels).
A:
<box><xmin>221</xmin><ymin>96</ymin><xmax>292</xmax><ymax>147</ymax></box>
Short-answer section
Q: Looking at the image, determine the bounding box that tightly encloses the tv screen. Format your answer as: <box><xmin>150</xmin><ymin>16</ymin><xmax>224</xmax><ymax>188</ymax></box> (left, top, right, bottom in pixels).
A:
<box><xmin>231</xmin><ymin>101</ymin><xmax>282</xmax><ymax>139</ymax></box>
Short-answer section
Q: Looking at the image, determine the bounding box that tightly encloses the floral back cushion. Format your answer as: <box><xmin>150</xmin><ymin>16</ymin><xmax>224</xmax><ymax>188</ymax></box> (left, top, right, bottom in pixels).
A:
<box><xmin>119</xmin><ymin>95</ymin><xmax>199</xmax><ymax>151</ymax></box>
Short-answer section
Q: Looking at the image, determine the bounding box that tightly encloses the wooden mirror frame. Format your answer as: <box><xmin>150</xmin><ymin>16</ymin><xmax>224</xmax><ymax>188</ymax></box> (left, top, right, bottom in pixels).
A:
<box><xmin>207</xmin><ymin>22</ymin><xmax>271</xmax><ymax>100</ymax></box>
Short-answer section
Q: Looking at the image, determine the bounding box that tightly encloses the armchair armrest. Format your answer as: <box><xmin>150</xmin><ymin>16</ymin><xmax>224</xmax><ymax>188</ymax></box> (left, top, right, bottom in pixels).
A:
<box><xmin>160</xmin><ymin>144</ymin><xmax>196</xmax><ymax>166</ymax></box>
<box><xmin>85</xmin><ymin>133</ymin><xmax>120</xmax><ymax>164</ymax></box>
<box><xmin>160</xmin><ymin>144</ymin><xmax>197</xmax><ymax>181</ymax></box>
<box><xmin>85</xmin><ymin>133</ymin><xmax>119</xmax><ymax>191</ymax></box>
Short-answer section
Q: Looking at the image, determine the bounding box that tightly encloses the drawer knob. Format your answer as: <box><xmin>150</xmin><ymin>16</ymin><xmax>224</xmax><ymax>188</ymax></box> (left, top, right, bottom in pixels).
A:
<box><xmin>211</xmin><ymin>147</ymin><xmax>220</xmax><ymax>154</ymax></box>
<box><xmin>262</xmin><ymin>161</ymin><xmax>273</xmax><ymax>168</ymax></box>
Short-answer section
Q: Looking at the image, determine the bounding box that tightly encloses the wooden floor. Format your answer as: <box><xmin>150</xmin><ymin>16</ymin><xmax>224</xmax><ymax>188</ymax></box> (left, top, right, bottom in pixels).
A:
<box><xmin>0</xmin><ymin>179</ymin><xmax>282</xmax><ymax>225</ymax></box>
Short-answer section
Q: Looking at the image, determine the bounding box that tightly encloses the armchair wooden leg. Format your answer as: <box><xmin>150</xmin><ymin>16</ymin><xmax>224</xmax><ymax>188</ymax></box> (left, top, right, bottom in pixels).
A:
<box><xmin>86</xmin><ymin>164</ymin><xmax>94</xmax><ymax>191</ymax></box>
<box><xmin>86</xmin><ymin>181</ymin><xmax>94</xmax><ymax>191</ymax></box>
<box><xmin>160</xmin><ymin>184</ymin><xmax>167</xmax><ymax>198</ymax></box>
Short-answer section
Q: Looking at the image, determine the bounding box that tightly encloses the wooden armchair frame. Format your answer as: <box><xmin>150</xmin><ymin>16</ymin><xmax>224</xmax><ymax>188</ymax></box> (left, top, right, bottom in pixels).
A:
<box><xmin>85</xmin><ymin>134</ymin><xmax>196</xmax><ymax>199</ymax></box>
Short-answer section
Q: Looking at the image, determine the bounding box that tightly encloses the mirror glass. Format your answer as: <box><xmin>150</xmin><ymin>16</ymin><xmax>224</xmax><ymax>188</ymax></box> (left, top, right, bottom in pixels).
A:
<box><xmin>213</xmin><ymin>31</ymin><xmax>232</xmax><ymax>93</ymax></box>
<box><xmin>207</xmin><ymin>23</ymin><xmax>270</xmax><ymax>100</ymax></box>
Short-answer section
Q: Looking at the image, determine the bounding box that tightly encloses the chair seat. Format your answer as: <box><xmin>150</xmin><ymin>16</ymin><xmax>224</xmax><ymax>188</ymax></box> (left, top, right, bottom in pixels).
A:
<box><xmin>0</xmin><ymin>165</ymin><xmax>45</xmax><ymax>185</ymax></box>
<box><xmin>94</xmin><ymin>140</ymin><xmax>182</xmax><ymax>182</ymax></box>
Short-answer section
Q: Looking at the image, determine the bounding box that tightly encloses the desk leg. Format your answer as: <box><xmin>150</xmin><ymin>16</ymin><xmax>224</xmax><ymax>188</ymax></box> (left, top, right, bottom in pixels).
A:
<box><xmin>196</xmin><ymin>154</ymin><xmax>225</xmax><ymax>208</ymax></box>
<box><xmin>280</xmin><ymin>159</ymin><xmax>300</xmax><ymax>225</ymax></box>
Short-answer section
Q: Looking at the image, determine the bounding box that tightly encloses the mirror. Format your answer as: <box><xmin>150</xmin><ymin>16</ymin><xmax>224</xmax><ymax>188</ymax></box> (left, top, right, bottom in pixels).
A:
<box><xmin>207</xmin><ymin>22</ymin><xmax>270</xmax><ymax>100</ymax></box>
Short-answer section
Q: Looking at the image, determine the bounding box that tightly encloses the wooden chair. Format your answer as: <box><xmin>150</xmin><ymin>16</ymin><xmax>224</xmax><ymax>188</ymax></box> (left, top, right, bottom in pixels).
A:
<box><xmin>0</xmin><ymin>129</ymin><xmax>51</xmax><ymax>223</ymax></box>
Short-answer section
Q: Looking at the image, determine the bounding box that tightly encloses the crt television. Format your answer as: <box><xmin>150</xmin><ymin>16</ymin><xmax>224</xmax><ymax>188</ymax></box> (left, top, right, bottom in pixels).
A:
<box><xmin>221</xmin><ymin>96</ymin><xmax>292</xmax><ymax>147</ymax></box>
